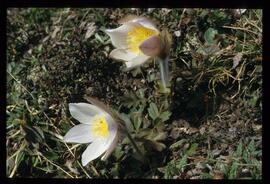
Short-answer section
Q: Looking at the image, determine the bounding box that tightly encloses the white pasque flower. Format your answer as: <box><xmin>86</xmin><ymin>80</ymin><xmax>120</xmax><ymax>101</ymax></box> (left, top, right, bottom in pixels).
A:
<box><xmin>105</xmin><ymin>16</ymin><xmax>161</xmax><ymax>70</ymax></box>
<box><xmin>63</xmin><ymin>103</ymin><xmax>118</xmax><ymax>166</ymax></box>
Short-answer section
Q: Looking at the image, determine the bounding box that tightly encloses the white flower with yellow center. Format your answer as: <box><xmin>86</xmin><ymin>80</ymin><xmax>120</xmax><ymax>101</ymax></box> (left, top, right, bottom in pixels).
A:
<box><xmin>63</xmin><ymin>103</ymin><xmax>118</xmax><ymax>166</ymax></box>
<box><xmin>106</xmin><ymin>16</ymin><xmax>172</xmax><ymax>88</ymax></box>
<box><xmin>105</xmin><ymin>16</ymin><xmax>162</xmax><ymax>70</ymax></box>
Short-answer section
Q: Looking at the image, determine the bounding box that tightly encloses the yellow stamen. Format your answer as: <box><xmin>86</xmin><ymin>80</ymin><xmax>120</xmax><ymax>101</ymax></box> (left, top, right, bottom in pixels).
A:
<box><xmin>127</xmin><ymin>25</ymin><xmax>158</xmax><ymax>54</ymax></box>
<box><xmin>91</xmin><ymin>115</ymin><xmax>109</xmax><ymax>138</ymax></box>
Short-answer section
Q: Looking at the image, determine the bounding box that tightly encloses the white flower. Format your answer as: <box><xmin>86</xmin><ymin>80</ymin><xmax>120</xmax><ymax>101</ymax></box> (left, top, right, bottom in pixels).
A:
<box><xmin>63</xmin><ymin>103</ymin><xmax>118</xmax><ymax>166</ymax></box>
<box><xmin>105</xmin><ymin>16</ymin><xmax>161</xmax><ymax>70</ymax></box>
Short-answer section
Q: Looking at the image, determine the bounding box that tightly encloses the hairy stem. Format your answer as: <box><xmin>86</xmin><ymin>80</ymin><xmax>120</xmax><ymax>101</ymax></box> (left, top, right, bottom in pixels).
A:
<box><xmin>158</xmin><ymin>57</ymin><xmax>170</xmax><ymax>88</ymax></box>
<box><xmin>124</xmin><ymin>128</ymin><xmax>144</xmax><ymax>159</ymax></box>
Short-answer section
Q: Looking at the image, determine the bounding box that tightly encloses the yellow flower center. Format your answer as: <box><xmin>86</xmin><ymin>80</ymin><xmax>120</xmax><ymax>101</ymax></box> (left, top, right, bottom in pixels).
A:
<box><xmin>91</xmin><ymin>115</ymin><xmax>109</xmax><ymax>138</ymax></box>
<box><xmin>127</xmin><ymin>25</ymin><xmax>158</xmax><ymax>54</ymax></box>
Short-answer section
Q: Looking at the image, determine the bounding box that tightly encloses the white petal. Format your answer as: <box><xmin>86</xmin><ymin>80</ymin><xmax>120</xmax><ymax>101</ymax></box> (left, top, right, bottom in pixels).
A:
<box><xmin>63</xmin><ymin>124</ymin><xmax>93</xmax><ymax>144</ymax></box>
<box><xmin>81</xmin><ymin>114</ymin><xmax>118</xmax><ymax>166</ymax></box>
<box><xmin>132</xmin><ymin>17</ymin><xmax>159</xmax><ymax>32</ymax></box>
<box><xmin>99</xmin><ymin>114</ymin><xmax>118</xmax><ymax>161</ymax></box>
<box><xmin>119</xmin><ymin>16</ymin><xmax>158</xmax><ymax>32</ymax></box>
<box><xmin>101</xmin><ymin>134</ymin><xmax>118</xmax><ymax>161</ymax></box>
<box><xmin>81</xmin><ymin>140</ymin><xmax>108</xmax><ymax>166</ymax></box>
<box><xmin>105</xmin><ymin>23</ymin><xmax>135</xmax><ymax>49</ymax></box>
<box><xmin>105</xmin><ymin>22</ymin><xmax>157</xmax><ymax>50</ymax></box>
<box><xmin>109</xmin><ymin>49</ymin><xmax>137</xmax><ymax>62</ymax></box>
<box><xmin>125</xmin><ymin>55</ymin><xmax>150</xmax><ymax>70</ymax></box>
<box><xmin>69</xmin><ymin>103</ymin><xmax>104</xmax><ymax>124</ymax></box>
<box><xmin>105</xmin><ymin>114</ymin><xmax>118</xmax><ymax>135</ymax></box>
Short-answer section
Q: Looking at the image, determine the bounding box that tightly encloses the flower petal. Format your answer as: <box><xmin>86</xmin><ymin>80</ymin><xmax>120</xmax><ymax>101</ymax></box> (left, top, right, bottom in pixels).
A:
<box><xmin>132</xmin><ymin>17</ymin><xmax>159</xmax><ymax>32</ymax></box>
<box><xmin>63</xmin><ymin>124</ymin><xmax>93</xmax><ymax>144</ymax></box>
<box><xmin>109</xmin><ymin>49</ymin><xmax>137</xmax><ymax>62</ymax></box>
<box><xmin>81</xmin><ymin>140</ymin><xmax>108</xmax><ymax>166</ymax></box>
<box><xmin>105</xmin><ymin>114</ymin><xmax>118</xmax><ymax>136</ymax></box>
<box><xmin>81</xmin><ymin>113</ymin><xmax>118</xmax><ymax>166</ymax></box>
<box><xmin>105</xmin><ymin>23</ymin><xmax>135</xmax><ymax>49</ymax></box>
<box><xmin>105</xmin><ymin>21</ymin><xmax>157</xmax><ymax>50</ymax></box>
<box><xmin>119</xmin><ymin>16</ymin><xmax>158</xmax><ymax>32</ymax></box>
<box><xmin>125</xmin><ymin>55</ymin><xmax>150</xmax><ymax>70</ymax></box>
<box><xmin>100</xmin><ymin>114</ymin><xmax>118</xmax><ymax>161</ymax></box>
<box><xmin>69</xmin><ymin>103</ymin><xmax>104</xmax><ymax>124</ymax></box>
<box><xmin>101</xmin><ymin>133</ymin><xmax>118</xmax><ymax>161</ymax></box>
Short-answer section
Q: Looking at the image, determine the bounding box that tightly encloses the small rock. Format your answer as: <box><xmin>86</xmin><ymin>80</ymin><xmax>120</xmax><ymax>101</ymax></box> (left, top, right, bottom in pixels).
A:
<box><xmin>199</xmin><ymin>127</ymin><xmax>206</xmax><ymax>135</ymax></box>
<box><xmin>174</xmin><ymin>30</ymin><xmax>181</xmax><ymax>37</ymax></box>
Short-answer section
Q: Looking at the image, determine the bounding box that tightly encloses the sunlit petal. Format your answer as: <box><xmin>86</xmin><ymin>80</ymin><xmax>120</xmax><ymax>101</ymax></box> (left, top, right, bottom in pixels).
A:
<box><xmin>125</xmin><ymin>55</ymin><xmax>150</xmax><ymax>70</ymax></box>
<box><xmin>105</xmin><ymin>23</ymin><xmax>136</xmax><ymax>49</ymax></box>
<box><xmin>63</xmin><ymin>124</ymin><xmax>94</xmax><ymax>144</ymax></box>
<box><xmin>65</xmin><ymin>101</ymin><xmax>119</xmax><ymax>166</ymax></box>
<box><xmin>101</xmin><ymin>134</ymin><xmax>118</xmax><ymax>161</ymax></box>
<box><xmin>69</xmin><ymin>103</ymin><xmax>104</xmax><ymax>124</ymax></box>
<box><xmin>109</xmin><ymin>49</ymin><xmax>137</xmax><ymax>62</ymax></box>
<box><xmin>81</xmin><ymin>140</ymin><xmax>108</xmax><ymax>166</ymax></box>
<box><xmin>132</xmin><ymin>17</ymin><xmax>159</xmax><ymax>32</ymax></box>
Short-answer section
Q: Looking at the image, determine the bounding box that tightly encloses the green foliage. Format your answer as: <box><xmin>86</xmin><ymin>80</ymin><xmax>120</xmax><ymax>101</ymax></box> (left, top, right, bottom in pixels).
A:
<box><xmin>219</xmin><ymin>139</ymin><xmax>262</xmax><ymax>179</ymax></box>
<box><xmin>204</xmin><ymin>28</ymin><xmax>218</xmax><ymax>45</ymax></box>
<box><xmin>161</xmin><ymin>143</ymin><xmax>198</xmax><ymax>179</ymax></box>
<box><xmin>7</xmin><ymin>8</ymin><xmax>261</xmax><ymax>179</ymax></box>
<box><xmin>148</xmin><ymin>102</ymin><xmax>159</xmax><ymax>121</ymax></box>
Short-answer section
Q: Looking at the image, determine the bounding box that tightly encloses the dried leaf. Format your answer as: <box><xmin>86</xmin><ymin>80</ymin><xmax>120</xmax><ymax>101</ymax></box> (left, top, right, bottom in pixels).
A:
<box><xmin>85</xmin><ymin>23</ymin><xmax>96</xmax><ymax>39</ymax></box>
<box><xmin>233</xmin><ymin>53</ymin><xmax>243</xmax><ymax>69</ymax></box>
<box><xmin>65</xmin><ymin>160</ymin><xmax>79</xmax><ymax>175</ymax></box>
<box><xmin>51</xmin><ymin>26</ymin><xmax>61</xmax><ymax>39</ymax></box>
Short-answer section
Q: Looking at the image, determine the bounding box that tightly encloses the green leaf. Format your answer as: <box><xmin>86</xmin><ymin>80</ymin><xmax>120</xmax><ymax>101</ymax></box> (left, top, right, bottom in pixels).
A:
<box><xmin>147</xmin><ymin>102</ymin><xmax>159</xmax><ymax>121</ymax></box>
<box><xmin>249</xmin><ymin>95</ymin><xmax>258</xmax><ymax>108</ymax></box>
<box><xmin>204</xmin><ymin>28</ymin><xmax>218</xmax><ymax>45</ymax></box>
<box><xmin>158</xmin><ymin>81</ymin><xmax>171</xmax><ymax>94</ymax></box>
<box><xmin>186</xmin><ymin>143</ymin><xmax>198</xmax><ymax>156</ymax></box>
<box><xmin>131</xmin><ymin>67</ymin><xmax>142</xmax><ymax>77</ymax></box>
<box><xmin>235</xmin><ymin>141</ymin><xmax>243</xmax><ymax>157</ymax></box>
<box><xmin>23</xmin><ymin>125</ymin><xmax>45</xmax><ymax>144</ymax></box>
<box><xmin>160</xmin><ymin>111</ymin><xmax>172</xmax><ymax>122</ymax></box>
<box><xmin>178</xmin><ymin>155</ymin><xmax>188</xmax><ymax>172</ymax></box>
<box><xmin>94</xmin><ymin>33</ymin><xmax>104</xmax><ymax>44</ymax></box>
<box><xmin>119</xmin><ymin>113</ymin><xmax>134</xmax><ymax>132</ymax></box>
<box><xmin>32</xmin><ymin>156</ymin><xmax>39</xmax><ymax>167</ymax></box>
<box><xmin>147</xmin><ymin>72</ymin><xmax>156</xmax><ymax>82</ymax></box>
<box><xmin>228</xmin><ymin>162</ymin><xmax>239</xmax><ymax>179</ymax></box>
<box><xmin>138</xmin><ymin>88</ymin><xmax>146</xmax><ymax>99</ymax></box>
<box><xmin>16</xmin><ymin>151</ymin><xmax>25</xmax><ymax>167</ymax></box>
<box><xmin>45</xmin><ymin>151</ymin><xmax>58</xmax><ymax>160</ymax></box>
<box><xmin>113</xmin><ymin>146</ymin><xmax>123</xmax><ymax>161</ymax></box>
<box><xmin>153</xmin><ymin>131</ymin><xmax>167</xmax><ymax>141</ymax></box>
<box><xmin>235</xmin><ymin>40</ymin><xmax>242</xmax><ymax>52</ymax></box>
<box><xmin>130</xmin><ymin>111</ymin><xmax>142</xmax><ymax>131</ymax></box>
<box><xmin>201</xmin><ymin>172</ymin><xmax>213</xmax><ymax>179</ymax></box>
<box><xmin>111</xmin><ymin>163</ymin><xmax>120</xmax><ymax>176</ymax></box>
<box><xmin>136</xmin><ymin>129</ymin><xmax>151</xmax><ymax>139</ymax></box>
<box><xmin>169</xmin><ymin>139</ymin><xmax>187</xmax><ymax>150</ymax></box>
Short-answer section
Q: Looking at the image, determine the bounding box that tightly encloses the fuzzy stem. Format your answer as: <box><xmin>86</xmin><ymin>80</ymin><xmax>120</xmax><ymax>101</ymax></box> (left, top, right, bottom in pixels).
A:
<box><xmin>124</xmin><ymin>128</ymin><xmax>145</xmax><ymax>160</ymax></box>
<box><xmin>119</xmin><ymin>120</ymin><xmax>152</xmax><ymax>168</ymax></box>
<box><xmin>158</xmin><ymin>57</ymin><xmax>170</xmax><ymax>88</ymax></box>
